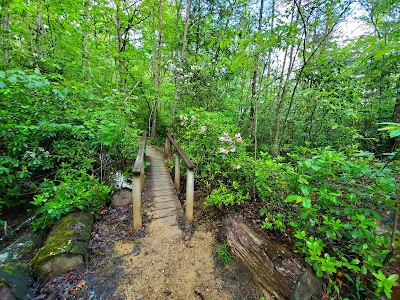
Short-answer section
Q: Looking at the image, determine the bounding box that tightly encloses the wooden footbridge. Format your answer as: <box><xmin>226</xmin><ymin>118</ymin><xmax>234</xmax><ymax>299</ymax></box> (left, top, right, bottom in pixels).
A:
<box><xmin>131</xmin><ymin>132</ymin><xmax>195</xmax><ymax>230</ymax></box>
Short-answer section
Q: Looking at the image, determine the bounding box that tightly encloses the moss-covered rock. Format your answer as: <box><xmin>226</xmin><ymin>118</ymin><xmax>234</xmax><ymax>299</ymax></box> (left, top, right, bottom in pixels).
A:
<box><xmin>0</xmin><ymin>232</ymin><xmax>40</xmax><ymax>299</ymax></box>
<box><xmin>0</xmin><ymin>262</ymin><xmax>33</xmax><ymax>300</ymax></box>
<box><xmin>31</xmin><ymin>212</ymin><xmax>93</xmax><ymax>279</ymax></box>
<box><xmin>0</xmin><ymin>232</ymin><xmax>40</xmax><ymax>264</ymax></box>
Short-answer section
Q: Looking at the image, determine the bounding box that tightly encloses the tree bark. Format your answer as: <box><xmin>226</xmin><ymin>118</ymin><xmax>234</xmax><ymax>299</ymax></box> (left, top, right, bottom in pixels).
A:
<box><xmin>223</xmin><ymin>215</ymin><xmax>322</xmax><ymax>300</ymax></box>
<box><xmin>116</xmin><ymin>0</ymin><xmax>125</xmax><ymax>92</ymax></box>
<box><xmin>172</xmin><ymin>0</ymin><xmax>191</xmax><ymax>120</ymax></box>
<box><xmin>248</xmin><ymin>0</ymin><xmax>264</xmax><ymax>141</ymax></box>
<box><xmin>151</xmin><ymin>0</ymin><xmax>163</xmax><ymax>141</ymax></box>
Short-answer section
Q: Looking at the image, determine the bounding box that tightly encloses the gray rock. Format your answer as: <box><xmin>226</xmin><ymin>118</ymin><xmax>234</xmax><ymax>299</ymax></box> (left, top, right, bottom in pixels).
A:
<box><xmin>0</xmin><ymin>262</ymin><xmax>33</xmax><ymax>300</ymax></box>
<box><xmin>111</xmin><ymin>189</ymin><xmax>132</xmax><ymax>207</ymax></box>
<box><xmin>0</xmin><ymin>284</ymin><xmax>17</xmax><ymax>300</ymax></box>
<box><xmin>0</xmin><ymin>232</ymin><xmax>40</xmax><ymax>300</ymax></box>
<box><xmin>0</xmin><ymin>232</ymin><xmax>39</xmax><ymax>264</ymax></box>
<box><xmin>290</xmin><ymin>270</ymin><xmax>323</xmax><ymax>300</ymax></box>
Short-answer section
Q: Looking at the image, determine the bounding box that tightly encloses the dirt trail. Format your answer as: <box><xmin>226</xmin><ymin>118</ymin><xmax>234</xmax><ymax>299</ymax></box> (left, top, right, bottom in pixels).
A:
<box><xmin>114</xmin><ymin>148</ymin><xmax>233</xmax><ymax>299</ymax></box>
<box><xmin>37</xmin><ymin>148</ymin><xmax>261</xmax><ymax>299</ymax></box>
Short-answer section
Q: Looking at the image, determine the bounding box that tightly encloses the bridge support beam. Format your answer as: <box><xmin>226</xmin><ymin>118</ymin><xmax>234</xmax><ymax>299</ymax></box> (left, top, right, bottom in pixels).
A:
<box><xmin>186</xmin><ymin>168</ymin><xmax>194</xmax><ymax>223</ymax></box>
<box><xmin>175</xmin><ymin>153</ymin><xmax>180</xmax><ymax>191</ymax></box>
<box><xmin>132</xmin><ymin>174</ymin><xmax>142</xmax><ymax>230</ymax></box>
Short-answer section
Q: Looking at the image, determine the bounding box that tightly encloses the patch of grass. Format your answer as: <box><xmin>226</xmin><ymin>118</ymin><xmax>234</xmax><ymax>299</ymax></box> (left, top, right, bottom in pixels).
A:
<box><xmin>216</xmin><ymin>242</ymin><xmax>235</xmax><ymax>265</ymax></box>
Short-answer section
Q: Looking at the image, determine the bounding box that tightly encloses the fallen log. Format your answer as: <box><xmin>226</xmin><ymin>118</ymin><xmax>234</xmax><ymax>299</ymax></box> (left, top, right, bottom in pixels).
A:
<box><xmin>223</xmin><ymin>215</ymin><xmax>322</xmax><ymax>300</ymax></box>
<box><xmin>31</xmin><ymin>212</ymin><xmax>93</xmax><ymax>279</ymax></box>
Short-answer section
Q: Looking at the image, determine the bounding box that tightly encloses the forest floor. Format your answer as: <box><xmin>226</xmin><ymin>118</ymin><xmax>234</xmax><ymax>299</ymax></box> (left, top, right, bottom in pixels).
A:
<box><xmin>36</xmin><ymin>148</ymin><xmax>262</xmax><ymax>299</ymax></box>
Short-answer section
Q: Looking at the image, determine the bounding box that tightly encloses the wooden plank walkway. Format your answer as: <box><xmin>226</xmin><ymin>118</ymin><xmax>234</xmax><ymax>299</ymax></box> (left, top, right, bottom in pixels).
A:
<box><xmin>145</xmin><ymin>148</ymin><xmax>182</xmax><ymax>238</ymax></box>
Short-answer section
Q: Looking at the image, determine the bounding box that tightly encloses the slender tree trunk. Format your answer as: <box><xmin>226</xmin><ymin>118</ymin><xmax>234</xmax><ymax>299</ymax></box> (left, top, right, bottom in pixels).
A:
<box><xmin>116</xmin><ymin>0</ymin><xmax>125</xmax><ymax>92</ymax></box>
<box><xmin>151</xmin><ymin>0</ymin><xmax>163</xmax><ymax>141</ymax></box>
<box><xmin>172</xmin><ymin>0</ymin><xmax>191</xmax><ymax>120</ymax></box>
<box><xmin>1</xmin><ymin>0</ymin><xmax>11</xmax><ymax>64</ymax></box>
<box><xmin>249</xmin><ymin>0</ymin><xmax>264</xmax><ymax>153</ymax></box>
<box><xmin>82</xmin><ymin>0</ymin><xmax>90</xmax><ymax>80</ymax></box>
<box><xmin>269</xmin><ymin>5</ymin><xmax>297</xmax><ymax>156</ymax></box>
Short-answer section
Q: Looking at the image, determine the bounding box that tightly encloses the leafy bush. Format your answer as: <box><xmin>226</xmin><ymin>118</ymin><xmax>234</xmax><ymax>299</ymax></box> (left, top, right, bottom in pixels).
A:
<box><xmin>31</xmin><ymin>172</ymin><xmax>111</xmax><ymax>230</ymax></box>
<box><xmin>174</xmin><ymin>108</ymin><xmax>252</xmax><ymax>193</ymax></box>
<box><xmin>205</xmin><ymin>183</ymin><xmax>248</xmax><ymax>207</ymax></box>
<box><xmin>0</xmin><ymin>69</ymin><xmax>139</xmax><ymax>227</ymax></box>
<box><xmin>256</xmin><ymin>146</ymin><xmax>399</xmax><ymax>298</ymax></box>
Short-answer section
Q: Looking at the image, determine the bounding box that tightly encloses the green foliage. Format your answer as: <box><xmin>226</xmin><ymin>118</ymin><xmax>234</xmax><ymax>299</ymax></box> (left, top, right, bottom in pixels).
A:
<box><xmin>372</xmin><ymin>270</ymin><xmax>400</xmax><ymax>298</ymax></box>
<box><xmin>30</xmin><ymin>173</ymin><xmax>111</xmax><ymax>231</ymax></box>
<box><xmin>379</xmin><ymin>122</ymin><xmax>400</xmax><ymax>138</ymax></box>
<box><xmin>0</xmin><ymin>69</ymin><xmax>139</xmax><ymax>227</ymax></box>
<box><xmin>205</xmin><ymin>183</ymin><xmax>248</xmax><ymax>208</ymax></box>
<box><xmin>256</xmin><ymin>146</ymin><xmax>399</xmax><ymax>298</ymax></box>
<box><xmin>174</xmin><ymin>109</ymin><xmax>252</xmax><ymax>192</ymax></box>
<box><xmin>216</xmin><ymin>242</ymin><xmax>235</xmax><ymax>265</ymax></box>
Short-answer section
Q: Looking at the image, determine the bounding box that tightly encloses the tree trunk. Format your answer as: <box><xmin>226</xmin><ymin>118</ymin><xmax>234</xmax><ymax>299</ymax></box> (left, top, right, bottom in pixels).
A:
<box><xmin>248</xmin><ymin>0</ymin><xmax>264</xmax><ymax>140</ymax></box>
<box><xmin>151</xmin><ymin>0</ymin><xmax>163</xmax><ymax>141</ymax></box>
<box><xmin>116</xmin><ymin>0</ymin><xmax>125</xmax><ymax>92</ymax></box>
<box><xmin>172</xmin><ymin>0</ymin><xmax>191</xmax><ymax>120</ymax></box>
<box><xmin>82</xmin><ymin>0</ymin><xmax>90</xmax><ymax>80</ymax></box>
<box><xmin>223</xmin><ymin>216</ymin><xmax>322</xmax><ymax>300</ymax></box>
<box><xmin>1</xmin><ymin>1</ymin><xmax>10</xmax><ymax>64</ymax></box>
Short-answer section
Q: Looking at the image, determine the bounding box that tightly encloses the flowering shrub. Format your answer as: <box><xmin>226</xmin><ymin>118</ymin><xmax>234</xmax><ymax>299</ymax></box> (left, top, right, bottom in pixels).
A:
<box><xmin>174</xmin><ymin>109</ymin><xmax>252</xmax><ymax>198</ymax></box>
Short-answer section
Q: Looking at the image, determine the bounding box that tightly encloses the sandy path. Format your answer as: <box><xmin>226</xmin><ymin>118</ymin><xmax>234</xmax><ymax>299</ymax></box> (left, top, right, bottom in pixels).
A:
<box><xmin>113</xmin><ymin>148</ymin><xmax>233</xmax><ymax>300</ymax></box>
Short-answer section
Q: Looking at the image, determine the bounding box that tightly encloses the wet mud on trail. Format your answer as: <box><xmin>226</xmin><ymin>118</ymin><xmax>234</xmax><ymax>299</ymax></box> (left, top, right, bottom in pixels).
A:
<box><xmin>37</xmin><ymin>148</ymin><xmax>261</xmax><ymax>300</ymax></box>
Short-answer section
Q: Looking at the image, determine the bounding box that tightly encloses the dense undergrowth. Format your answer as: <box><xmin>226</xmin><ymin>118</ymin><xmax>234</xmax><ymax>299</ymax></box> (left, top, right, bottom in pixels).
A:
<box><xmin>174</xmin><ymin>110</ymin><xmax>399</xmax><ymax>299</ymax></box>
<box><xmin>0</xmin><ymin>69</ymin><xmax>140</xmax><ymax>230</ymax></box>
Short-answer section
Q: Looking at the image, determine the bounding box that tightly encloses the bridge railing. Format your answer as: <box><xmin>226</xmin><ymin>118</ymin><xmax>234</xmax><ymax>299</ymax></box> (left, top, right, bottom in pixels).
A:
<box><xmin>132</xmin><ymin>131</ymin><xmax>147</xmax><ymax>229</ymax></box>
<box><xmin>165</xmin><ymin>133</ymin><xmax>195</xmax><ymax>223</ymax></box>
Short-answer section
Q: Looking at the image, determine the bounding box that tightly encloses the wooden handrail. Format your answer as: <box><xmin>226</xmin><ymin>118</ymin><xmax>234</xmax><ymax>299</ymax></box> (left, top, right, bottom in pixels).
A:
<box><xmin>166</xmin><ymin>133</ymin><xmax>195</xmax><ymax>169</ymax></box>
<box><xmin>132</xmin><ymin>131</ymin><xmax>147</xmax><ymax>230</ymax></box>
<box><xmin>133</xmin><ymin>132</ymin><xmax>147</xmax><ymax>174</ymax></box>
<box><xmin>165</xmin><ymin>133</ymin><xmax>195</xmax><ymax>223</ymax></box>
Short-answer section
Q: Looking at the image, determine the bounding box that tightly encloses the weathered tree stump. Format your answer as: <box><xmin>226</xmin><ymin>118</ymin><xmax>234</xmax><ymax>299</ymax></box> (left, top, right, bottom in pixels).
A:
<box><xmin>31</xmin><ymin>212</ymin><xmax>93</xmax><ymax>279</ymax></box>
<box><xmin>223</xmin><ymin>216</ymin><xmax>322</xmax><ymax>300</ymax></box>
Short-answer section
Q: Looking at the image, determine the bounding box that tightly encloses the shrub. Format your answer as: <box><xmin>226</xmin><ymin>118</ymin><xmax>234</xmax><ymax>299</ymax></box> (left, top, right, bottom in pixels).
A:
<box><xmin>256</xmin><ymin>146</ymin><xmax>399</xmax><ymax>298</ymax></box>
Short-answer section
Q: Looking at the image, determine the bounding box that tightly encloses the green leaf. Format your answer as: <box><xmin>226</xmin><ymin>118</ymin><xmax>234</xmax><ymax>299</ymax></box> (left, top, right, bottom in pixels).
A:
<box><xmin>285</xmin><ymin>195</ymin><xmax>301</xmax><ymax>203</ymax></box>
<box><xmin>388</xmin><ymin>274</ymin><xmax>399</xmax><ymax>282</ymax></box>
<box><xmin>389</xmin><ymin>128</ymin><xmax>400</xmax><ymax>138</ymax></box>
<box><xmin>0</xmin><ymin>81</ymin><xmax>5</xmax><ymax>89</ymax></box>
<box><xmin>302</xmin><ymin>197</ymin><xmax>312</xmax><ymax>208</ymax></box>
<box><xmin>373</xmin><ymin>270</ymin><xmax>386</xmax><ymax>281</ymax></box>
<box><xmin>361</xmin><ymin>265</ymin><xmax>367</xmax><ymax>275</ymax></box>
<box><xmin>374</xmin><ymin>47</ymin><xmax>393</xmax><ymax>59</ymax></box>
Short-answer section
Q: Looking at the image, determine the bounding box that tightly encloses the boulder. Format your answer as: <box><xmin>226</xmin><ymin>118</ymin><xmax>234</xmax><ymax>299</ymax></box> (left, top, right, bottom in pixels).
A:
<box><xmin>111</xmin><ymin>188</ymin><xmax>132</xmax><ymax>207</ymax></box>
<box><xmin>0</xmin><ymin>284</ymin><xmax>17</xmax><ymax>300</ymax></box>
<box><xmin>223</xmin><ymin>216</ymin><xmax>322</xmax><ymax>300</ymax></box>
<box><xmin>31</xmin><ymin>212</ymin><xmax>93</xmax><ymax>279</ymax></box>
<box><xmin>0</xmin><ymin>232</ymin><xmax>39</xmax><ymax>264</ymax></box>
<box><xmin>0</xmin><ymin>262</ymin><xmax>32</xmax><ymax>300</ymax></box>
<box><xmin>0</xmin><ymin>232</ymin><xmax>40</xmax><ymax>300</ymax></box>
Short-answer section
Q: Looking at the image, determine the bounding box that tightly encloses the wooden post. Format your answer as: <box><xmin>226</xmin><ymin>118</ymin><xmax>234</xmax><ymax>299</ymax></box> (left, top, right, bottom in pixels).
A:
<box><xmin>175</xmin><ymin>153</ymin><xmax>180</xmax><ymax>191</ymax></box>
<box><xmin>132</xmin><ymin>174</ymin><xmax>142</xmax><ymax>229</ymax></box>
<box><xmin>165</xmin><ymin>137</ymin><xmax>171</xmax><ymax>161</ymax></box>
<box><xmin>140</xmin><ymin>160</ymin><xmax>145</xmax><ymax>192</ymax></box>
<box><xmin>165</xmin><ymin>136</ymin><xmax>169</xmax><ymax>155</ymax></box>
<box><xmin>186</xmin><ymin>167</ymin><xmax>194</xmax><ymax>222</ymax></box>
